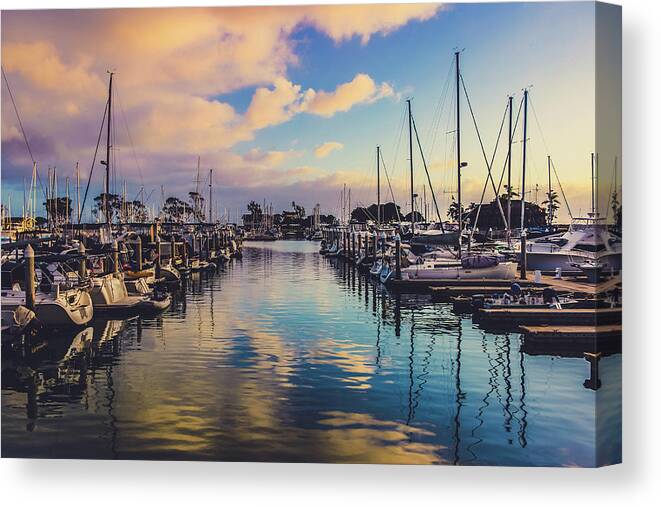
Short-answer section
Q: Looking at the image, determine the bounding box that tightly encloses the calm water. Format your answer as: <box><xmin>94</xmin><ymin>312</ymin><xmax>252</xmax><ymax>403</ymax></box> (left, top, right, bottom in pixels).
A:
<box><xmin>1</xmin><ymin>241</ymin><xmax>621</xmax><ymax>466</ymax></box>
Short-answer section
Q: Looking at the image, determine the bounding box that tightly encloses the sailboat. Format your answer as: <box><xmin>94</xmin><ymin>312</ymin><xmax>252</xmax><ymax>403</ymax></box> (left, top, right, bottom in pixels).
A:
<box><xmin>394</xmin><ymin>52</ymin><xmax>516</xmax><ymax>282</ymax></box>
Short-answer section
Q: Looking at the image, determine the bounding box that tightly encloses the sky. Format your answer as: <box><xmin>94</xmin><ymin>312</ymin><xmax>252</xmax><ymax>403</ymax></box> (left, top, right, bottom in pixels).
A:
<box><xmin>1</xmin><ymin>2</ymin><xmax>618</xmax><ymax>223</ymax></box>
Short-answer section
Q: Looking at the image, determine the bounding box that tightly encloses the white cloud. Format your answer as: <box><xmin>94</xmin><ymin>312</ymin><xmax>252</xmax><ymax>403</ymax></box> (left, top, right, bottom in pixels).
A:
<box><xmin>314</xmin><ymin>142</ymin><xmax>344</xmax><ymax>158</ymax></box>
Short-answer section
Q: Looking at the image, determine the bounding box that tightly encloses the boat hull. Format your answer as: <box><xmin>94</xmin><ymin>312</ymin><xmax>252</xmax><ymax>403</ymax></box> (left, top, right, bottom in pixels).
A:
<box><xmin>400</xmin><ymin>261</ymin><xmax>518</xmax><ymax>280</ymax></box>
<box><xmin>523</xmin><ymin>251</ymin><xmax>621</xmax><ymax>273</ymax></box>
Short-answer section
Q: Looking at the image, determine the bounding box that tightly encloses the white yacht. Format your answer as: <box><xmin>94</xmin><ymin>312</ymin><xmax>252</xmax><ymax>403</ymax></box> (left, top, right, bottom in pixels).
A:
<box><xmin>521</xmin><ymin>213</ymin><xmax>621</xmax><ymax>273</ymax></box>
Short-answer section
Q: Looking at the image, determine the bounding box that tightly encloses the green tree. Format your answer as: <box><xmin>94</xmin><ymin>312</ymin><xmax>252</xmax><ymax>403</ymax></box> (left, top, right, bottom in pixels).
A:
<box><xmin>500</xmin><ymin>185</ymin><xmax>519</xmax><ymax>201</ymax></box>
<box><xmin>446</xmin><ymin>197</ymin><xmax>465</xmax><ymax>222</ymax></box>
<box><xmin>44</xmin><ymin>197</ymin><xmax>72</xmax><ymax>224</ymax></box>
<box><xmin>542</xmin><ymin>190</ymin><xmax>560</xmax><ymax>225</ymax></box>
<box><xmin>163</xmin><ymin>196</ymin><xmax>193</xmax><ymax>223</ymax></box>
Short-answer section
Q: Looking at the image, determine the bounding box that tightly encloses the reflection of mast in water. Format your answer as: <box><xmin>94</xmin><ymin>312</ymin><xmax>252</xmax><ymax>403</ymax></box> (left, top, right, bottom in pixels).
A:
<box><xmin>467</xmin><ymin>332</ymin><xmax>501</xmax><ymax>461</ymax></box>
<box><xmin>453</xmin><ymin>319</ymin><xmax>464</xmax><ymax>465</ymax></box>
<box><xmin>503</xmin><ymin>333</ymin><xmax>514</xmax><ymax>438</ymax></box>
<box><xmin>26</xmin><ymin>374</ymin><xmax>37</xmax><ymax>432</ymax></box>
<box><xmin>518</xmin><ymin>346</ymin><xmax>528</xmax><ymax>447</ymax></box>
<box><xmin>406</xmin><ymin>309</ymin><xmax>416</xmax><ymax>425</ymax></box>
<box><xmin>410</xmin><ymin>320</ymin><xmax>436</xmax><ymax>424</ymax></box>
<box><xmin>394</xmin><ymin>292</ymin><xmax>401</xmax><ymax>338</ymax></box>
<box><xmin>105</xmin><ymin>360</ymin><xmax>118</xmax><ymax>459</ymax></box>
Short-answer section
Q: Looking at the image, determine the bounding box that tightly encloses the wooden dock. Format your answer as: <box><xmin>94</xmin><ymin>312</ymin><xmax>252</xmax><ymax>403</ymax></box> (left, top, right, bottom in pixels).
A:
<box><xmin>476</xmin><ymin>307</ymin><xmax>622</xmax><ymax>326</ymax></box>
<box><xmin>388</xmin><ymin>278</ymin><xmax>543</xmax><ymax>294</ymax></box>
<box><xmin>432</xmin><ymin>285</ymin><xmax>548</xmax><ymax>300</ymax></box>
<box><xmin>520</xmin><ymin>324</ymin><xmax>622</xmax><ymax>356</ymax></box>
<box><xmin>387</xmin><ymin>272</ymin><xmax>621</xmax><ymax>297</ymax></box>
<box><xmin>520</xmin><ymin>324</ymin><xmax>622</xmax><ymax>339</ymax></box>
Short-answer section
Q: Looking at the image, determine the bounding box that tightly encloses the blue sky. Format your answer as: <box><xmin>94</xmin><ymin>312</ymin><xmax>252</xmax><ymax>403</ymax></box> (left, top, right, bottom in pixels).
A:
<box><xmin>2</xmin><ymin>2</ymin><xmax>614</xmax><ymax>223</ymax></box>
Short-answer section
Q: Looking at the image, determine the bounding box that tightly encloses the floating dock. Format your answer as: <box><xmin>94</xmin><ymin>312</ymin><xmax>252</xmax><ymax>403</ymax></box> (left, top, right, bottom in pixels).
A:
<box><xmin>476</xmin><ymin>307</ymin><xmax>622</xmax><ymax>326</ymax></box>
<box><xmin>520</xmin><ymin>324</ymin><xmax>622</xmax><ymax>356</ymax></box>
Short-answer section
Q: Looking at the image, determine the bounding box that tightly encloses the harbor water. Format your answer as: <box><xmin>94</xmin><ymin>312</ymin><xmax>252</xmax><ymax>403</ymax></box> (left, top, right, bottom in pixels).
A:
<box><xmin>1</xmin><ymin>241</ymin><xmax>621</xmax><ymax>466</ymax></box>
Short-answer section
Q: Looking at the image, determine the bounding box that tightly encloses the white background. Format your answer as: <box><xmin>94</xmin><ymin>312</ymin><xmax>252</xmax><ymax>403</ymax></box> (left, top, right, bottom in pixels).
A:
<box><xmin>0</xmin><ymin>0</ymin><xmax>659</xmax><ymax>505</ymax></box>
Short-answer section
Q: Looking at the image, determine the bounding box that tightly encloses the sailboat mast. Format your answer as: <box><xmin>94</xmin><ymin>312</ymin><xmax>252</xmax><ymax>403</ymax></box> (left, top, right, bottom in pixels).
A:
<box><xmin>455</xmin><ymin>51</ymin><xmax>462</xmax><ymax>249</ymax></box>
<box><xmin>547</xmin><ymin>155</ymin><xmax>552</xmax><ymax>224</ymax></box>
<box><xmin>209</xmin><ymin>169</ymin><xmax>213</xmax><ymax>223</ymax></box>
<box><xmin>595</xmin><ymin>153</ymin><xmax>599</xmax><ymax>216</ymax></box>
<box><xmin>66</xmin><ymin>177</ymin><xmax>70</xmax><ymax>226</ymax></box>
<box><xmin>76</xmin><ymin>162</ymin><xmax>81</xmax><ymax>223</ymax></box>
<box><xmin>520</xmin><ymin>88</ymin><xmax>529</xmax><ymax>230</ymax></box>
<box><xmin>507</xmin><ymin>95</ymin><xmax>513</xmax><ymax>231</ymax></box>
<box><xmin>407</xmin><ymin>99</ymin><xmax>414</xmax><ymax>230</ymax></box>
<box><xmin>105</xmin><ymin>72</ymin><xmax>113</xmax><ymax>225</ymax></box>
<box><xmin>591</xmin><ymin>152</ymin><xmax>595</xmax><ymax>215</ymax></box>
<box><xmin>376</xmin><ymin>145</ymin><xmax>381</xmax><ymax>225</ymax></box>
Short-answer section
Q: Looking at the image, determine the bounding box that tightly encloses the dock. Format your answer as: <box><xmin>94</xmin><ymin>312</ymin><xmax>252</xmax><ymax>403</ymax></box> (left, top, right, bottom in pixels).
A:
<box><xmin>520</xmin><ymin>324</ymin><xmax>622</xmax><ymax>356</ymax></box>
<box><xmin>389</xmin><ymin>277</ymin><xmax>544</xmax><ymax>294</ymax></box>
<box><xmin>476</xmin><ymin>307</ymin><xmax>621</xmax><ymax>326</ymax></box>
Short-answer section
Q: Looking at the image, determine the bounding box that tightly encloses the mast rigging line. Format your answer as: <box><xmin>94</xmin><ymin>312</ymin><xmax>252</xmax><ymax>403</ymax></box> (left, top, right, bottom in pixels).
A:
<box><xmin>472</xmin><ymin>95</ymin><xmax>524</xmax><ymax>235</ymax></box>
<box><xmin>1</xmin><ymin>66</ymin><xmax>35</xmax><ymax>165</ymax></box>
<box><xmin>79</xmin><ymin>99</ymin><xmax>109</xmax><ymax>223</ymax></box>
<box><xmin>2</xmin><ymin>66</ymin><xmax>48</xmax><ymax>204</ymax></box>
<box><xmin>426</xmin><ymin>58</ymin><xmax>456</xmax><ymax>161</ymax></box>
<box><xmin>115</xmin><ymin>85</ymin><xmax>145</xmax><ymax>188</ymax></box>
<box><xmin>459</xmin><ymin>74</ymin><xmax>508</xmax><ymax>229</ymax></box>
<box><xmin>550</xmin><ymin>158</ymin><xmax>574</xmax><ymax>219</ymax></box>
<box><xmin>410</xmin><ymin>114</ymin><xmax>444</xmax><ymax>230</ymax></box>
<box><xmin>528</xmin><ymin>93</ymin><xmax>573</xmax><ymax>220</ymax></box>
<box><xmin>378</xmin><ymin>149</ymin><xmax>402</xmax><ymax>223</ymax></box>
<box><xmin>469</xmin><ymin>99</ymin><xmax>511</xmax><ymax>235</ymax></box>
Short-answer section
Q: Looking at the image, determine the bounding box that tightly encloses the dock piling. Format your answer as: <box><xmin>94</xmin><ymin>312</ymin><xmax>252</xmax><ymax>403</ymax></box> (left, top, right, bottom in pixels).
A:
<box><xmin>155</xmin><ymin>237</ymin><xmax>162</xmax><ymax>279</ymax></box>
<box><xmin>78</xmin><ymin>242</ymin><xmax>87</xmax><ymax>280</ymax></box>
<box><xmin>171</xmin><ymin>238</ymin><xmax>177</xmax><ymax>265</ymax></box>
<box><xmin>395</xmin><ymin>235</ymin><xmax>401</xmax><ymax>280</ymax></box>
<box><xmin>24</xmin><ymin>244</ymin><xmax>36</xmax><ymax>311</ymax></box>
<box><xmin>520</xmin><ymin>230</ymin><xmax>528</xmax><ymax>280</ymax></box>
<box><xmin>351</xmin><ymin>233</ymin><xmax>356</xmax><ymax>262</ymax></box>
<box><xmin>136</xmin><ymin>236</ymin><xmax>143</xmax><ymax>271</ymax></box>
<box><xmin>583</xmin><ymin>352</ymin><xmax>602</xmax><ymax>390</ymax></box>
<box><xmin>112</xmin><ymin>240</ymin><xmax>120</xmax><ymax>274</ymax></box>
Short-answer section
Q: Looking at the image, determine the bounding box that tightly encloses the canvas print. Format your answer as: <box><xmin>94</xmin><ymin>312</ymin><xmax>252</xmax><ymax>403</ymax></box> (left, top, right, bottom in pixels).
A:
<box><xmin>1</xmin><ymin>2</ymin><xmax>621</xmax><ymax>466</ymax></box>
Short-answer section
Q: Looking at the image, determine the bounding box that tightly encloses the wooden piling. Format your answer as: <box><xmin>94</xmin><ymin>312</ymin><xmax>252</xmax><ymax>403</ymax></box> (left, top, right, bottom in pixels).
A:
<box><xmin>136</xmin><ymin>236</ymin><xmax>143</xmax><ymax>271</ymax></box>
<box><xmin>112</xmin><ymin>240</ymin><xmax>120</xmax><ymax>274</ymax></box>
<box><xmin>155</xmin><ymin>237</ymin><xmax>162</xmax><ymax>279</ymax></box>
<box><xmin>583</xmin><ymin>352</ymin><xmax>602</xmax><ymax>390</ymax></box>
<box><xmin>351</xmin><ymin>233</ymin><xmax>356</xmax><ymax>262</ymax></box>
<box><xmin>78</xmin><ymin>242</ymin><xmax>87</xmax><ymax>280</ymax></box>
<box><xmin>343</xmin><ymin>231</ymin><xmax>347</xmax><ymax>258</ymax></box>
<box><xmin>24</xmin><ymin>244</ymin><xmax>36</xmax><ymax>311</ymax></box>
<box><xmin>520</xmin><ymin>231</ymin><xmax>528</xmax><ymax>280</ymax></box>
<box><xmin>182</xmin><ymin>239</ymin><xmax>189</xmax><ymax>269</ymax></box>
<box><xmin>395</xmin><ymin>235</ymin><xmax>401</xmax><ymax>280</ymax></box>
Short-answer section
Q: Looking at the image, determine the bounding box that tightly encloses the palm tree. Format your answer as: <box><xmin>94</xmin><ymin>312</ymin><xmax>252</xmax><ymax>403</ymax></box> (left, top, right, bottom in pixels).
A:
<box><xmin>500</xmin><ymin>184</ymin><xmax>519</xmax><ymax>201</ymax></box>
<box><xmin>446</xmin><ymin>197</ymin><xmax>464</xmax><ymax>223</ymax></box>
<box><xmin>542</xmin><ymin>191</ymin><xmax>560</xmax><ymax>225</ymax></box>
